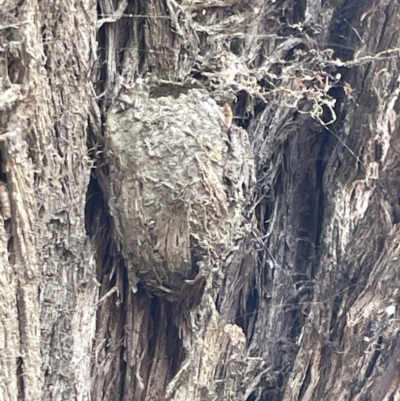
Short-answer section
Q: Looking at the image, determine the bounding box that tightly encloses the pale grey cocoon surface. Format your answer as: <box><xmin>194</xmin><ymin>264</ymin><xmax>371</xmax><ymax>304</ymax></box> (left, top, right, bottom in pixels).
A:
<box><xmin>105</xmin><ymin>87</ymin><xmax>254</xmax><ymax>298</ymax></box>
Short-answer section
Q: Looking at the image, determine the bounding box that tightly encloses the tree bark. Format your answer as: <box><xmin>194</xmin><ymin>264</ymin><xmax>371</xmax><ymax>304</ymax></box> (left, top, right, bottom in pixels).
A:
<box><xmin>1</xmin><ymin>0</ymin><xmax>98</xmax><ymax>400</ymax></box>
<box><xmin>1</xmin><ymin>0</ymin><xmax>400</xmax><ymax>401</ymax></box>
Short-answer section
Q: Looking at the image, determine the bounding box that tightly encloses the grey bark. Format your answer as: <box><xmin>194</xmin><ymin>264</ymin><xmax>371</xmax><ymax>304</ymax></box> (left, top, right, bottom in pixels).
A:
<box><xmin>1</xmin><ymin>0</ymin><xmax>400</xmax><ymax>400</ymax></box>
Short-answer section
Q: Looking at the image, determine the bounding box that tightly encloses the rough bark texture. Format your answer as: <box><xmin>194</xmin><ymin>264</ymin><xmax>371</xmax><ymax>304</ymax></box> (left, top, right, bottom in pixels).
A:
<box><xmin>0</xmin><ymin>0</ymin><xmax>98</xmax><ymax>400</ymax></box>
<box><xmin>2</xmin><ymin>0</ymin><xmax>400</xmax><ymax>400</ymax></box>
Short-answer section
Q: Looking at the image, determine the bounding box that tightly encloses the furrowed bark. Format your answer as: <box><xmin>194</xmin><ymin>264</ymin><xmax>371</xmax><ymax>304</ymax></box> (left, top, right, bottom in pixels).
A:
<box><xmin>1</xmin><ymin>0</ymin><xmax>400</xmax><ymax>400</ymax></box>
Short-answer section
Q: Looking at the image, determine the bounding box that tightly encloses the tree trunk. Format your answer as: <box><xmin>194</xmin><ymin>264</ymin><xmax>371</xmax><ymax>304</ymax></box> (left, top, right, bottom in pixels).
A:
<box><xmin>1</xmin><ymin>0</ymin><xmax>400</xmax><ymax>400</ymax></box>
